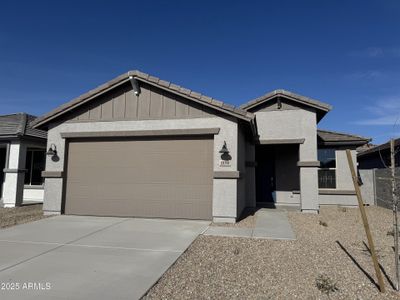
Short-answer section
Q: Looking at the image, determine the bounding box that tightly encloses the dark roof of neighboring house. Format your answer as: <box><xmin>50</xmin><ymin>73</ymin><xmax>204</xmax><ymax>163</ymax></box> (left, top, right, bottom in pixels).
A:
<box><xmin>358</xmin><ymin>138</ymin><xmax>400</xmax><ymax>158</ymax></box>
<box><xmin>0</xmin><ymin>113</ymin><xmax>47</xmax><ymax>140</ymax></box>
<box><xmin>317</xmin><ymin>129</ymin><xmax>371</xmax><ymax>146</ymax></box>
<box><xmin>32</xmin><ymin>70</ymin><xmax>254</xmax><ymax>129</ymax></box>
<box><xmin>240</xmin><ymin>89</ymin><xmax>332</xmax><ymax>121</ymax></box>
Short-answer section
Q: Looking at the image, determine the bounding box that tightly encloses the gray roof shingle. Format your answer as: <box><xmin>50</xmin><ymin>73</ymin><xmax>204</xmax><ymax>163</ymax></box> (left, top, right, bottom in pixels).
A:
<box><xmin>357</xmin><ymin>138</ymin><xmax>400</xmax><ymax>157</ymax></box>
<box><xmin>0</xmin><ymin>113</ymin><xmax>47</xmax><ymax>139</ymax></box>
<box><xmin>32</xmin><ymin>70</ymin><xmax>254</xmax><ymax>128</ymax></box>
<box><xmin>317</xmin><ymin>129</ymin><xmax>370</xmax><ymax>145</ymax></box>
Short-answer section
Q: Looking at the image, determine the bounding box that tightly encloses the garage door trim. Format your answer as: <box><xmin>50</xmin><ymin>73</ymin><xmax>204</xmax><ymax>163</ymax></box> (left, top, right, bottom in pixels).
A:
<box><xmin>61</xmin><ymin>135</ymin><xmax>214</xmax><ymax>220</ymax></box>
<box><xmin>60</xmin><ymin>128</ymin><xmax>220</xmax><ymax>139</ymax></box>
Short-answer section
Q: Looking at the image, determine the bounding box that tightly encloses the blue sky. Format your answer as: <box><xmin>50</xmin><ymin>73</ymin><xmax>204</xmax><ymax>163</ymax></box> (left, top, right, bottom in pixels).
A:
<box><xmin>1</xmin><ymin>0</ymin><xmax>399</xmax><ymax>144</ymax></box>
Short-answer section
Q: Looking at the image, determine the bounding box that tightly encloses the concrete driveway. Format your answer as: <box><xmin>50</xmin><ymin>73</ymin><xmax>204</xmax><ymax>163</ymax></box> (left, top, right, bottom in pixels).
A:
<box><xmin>0</xmin><ymin>216</ymin><xmax>209</xmax><ymax>300</ymax></box>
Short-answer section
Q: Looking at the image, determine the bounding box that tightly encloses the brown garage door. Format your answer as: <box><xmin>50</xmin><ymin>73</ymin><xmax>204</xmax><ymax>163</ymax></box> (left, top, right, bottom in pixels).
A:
<box><xmin>64</xmin><ymin>136</ymin><xmax>213</xmax><ymax>220</ymax></box>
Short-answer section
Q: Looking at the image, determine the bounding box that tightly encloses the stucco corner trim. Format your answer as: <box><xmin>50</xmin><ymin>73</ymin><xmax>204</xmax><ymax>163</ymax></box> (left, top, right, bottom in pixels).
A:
<box><xmin>297</xmin><ymin>161</ymin><xmax>320</xmax><ymax>167</ymax></box>
<box><xmin>3</xmin><ymin>168</ymin><xmax>27</xmax><ymax>173</ymax></box>
<box><xmin>60</xmin><ymin>128</ymin><xmax>221</xmax><ymax>139</ymax></box>
<box><xmin>42</xmin><ymin>171</ymin><xmax>64</xmax><ymax>178</ymax></box>
<box><xmin>318</xmin><ymin>189</ymin><xmax>356</xmax><ymax>195</ymax></box>
<box><xmin>259</xmin><ymin>138</ymin><xmax>305</xmax><ymax>145</ymax></box>
<box><xmin>213</xmin><ymin>171</ymin><xmax>241</xmax><ymax>179</ymax></box>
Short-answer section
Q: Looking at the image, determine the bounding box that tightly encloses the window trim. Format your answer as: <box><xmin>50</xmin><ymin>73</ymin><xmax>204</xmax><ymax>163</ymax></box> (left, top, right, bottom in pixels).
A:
<box><xmin>318</xmin><ymin>148</ymin><xmax>337</xmax><ymax>189</ymax></box>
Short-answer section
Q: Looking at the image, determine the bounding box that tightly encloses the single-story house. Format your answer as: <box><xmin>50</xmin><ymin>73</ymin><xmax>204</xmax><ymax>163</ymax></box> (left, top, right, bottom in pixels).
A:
<box><xmin>0</xmin><ymin>113</ymin><xmax>47</xmax><ymax>207</ymax></box>
<box><xmin>31</xmin><ymin>71</ymin><xmax>370</xmax><ymax>222</ymax></box>
<box><xmin>358</xmin><ymin>138</ymin><xmax>400</xmax><ymax>169</ymax></box>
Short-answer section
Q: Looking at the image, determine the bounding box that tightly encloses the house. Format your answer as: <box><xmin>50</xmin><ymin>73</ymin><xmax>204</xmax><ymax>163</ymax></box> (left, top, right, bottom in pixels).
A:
<box><xmin>358</xmin><ymin>138</ymin><xmax>400</xmax><ymax>169</ymax></box>
<box><xmin>0</xmin><ymin>113</ymin><xmax>47</xmax><ymax>207</ymax></box>
<box><xmin>31</xmin><ymin>71</ymin><xmax>370</xmax><ymax>222</ymax></box>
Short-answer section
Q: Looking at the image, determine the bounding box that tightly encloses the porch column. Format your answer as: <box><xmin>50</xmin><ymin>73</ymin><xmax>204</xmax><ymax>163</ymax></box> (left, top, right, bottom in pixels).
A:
<box><xmin>298</xmin><ymin>164</ymin><xmax>319</xmax><ymax>212</ymax></box>
<box><xmin>298</xmin><ymin>139</ymin><xmax>319</xmax><ymax>213</ymax></box>
<box><xmin>2</xmin><ymin>140</ymin><xmax>27</xmax><ymax>207</ymax></box>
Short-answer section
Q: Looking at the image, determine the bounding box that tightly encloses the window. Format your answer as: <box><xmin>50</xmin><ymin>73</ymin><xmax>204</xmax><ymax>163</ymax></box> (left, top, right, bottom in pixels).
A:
<box><xmin>25</xmin><ymin>149</ymin><xmax>46</xmax><ymax>186</ymax></box>
<box><xmin>318</xmin><ymin>148</ymin><xmax>336</xmax><ymax>189</ymax></box>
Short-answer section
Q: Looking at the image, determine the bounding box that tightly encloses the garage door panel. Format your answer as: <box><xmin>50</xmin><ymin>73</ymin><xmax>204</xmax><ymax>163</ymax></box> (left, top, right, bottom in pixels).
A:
<box><xmin>66</xmin><ymin>183</ymin><xmax>212</xmax><ymax>200</ymax></box>
<box><xmin>67</xmin><ymin>167</ymin><xmax>212</xmax><ymax>185</ymax></box>
<box><xmin>65</xmin><ymin>137</ymin><xmax>213</xmax><ymax>220</ymax></box>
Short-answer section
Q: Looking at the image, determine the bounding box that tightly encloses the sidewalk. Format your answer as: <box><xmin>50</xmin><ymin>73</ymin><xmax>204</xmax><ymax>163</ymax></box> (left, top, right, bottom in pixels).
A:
<box><xmin>203</xmin><ymin>208</ymin><xmax>296</xmax><ymax>240</ymax></box>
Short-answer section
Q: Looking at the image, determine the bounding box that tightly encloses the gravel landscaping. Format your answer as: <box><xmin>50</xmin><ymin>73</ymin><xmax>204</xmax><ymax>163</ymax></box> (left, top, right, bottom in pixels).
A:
<box><xmin>0</xmin><ymin>204</ymin><xmax>47</xmax><ymax>228</ymax></box>
<box><xmin>145</xmin><ymin>206</ymin><xmax>400</xmax><ymax>299</ymax></box>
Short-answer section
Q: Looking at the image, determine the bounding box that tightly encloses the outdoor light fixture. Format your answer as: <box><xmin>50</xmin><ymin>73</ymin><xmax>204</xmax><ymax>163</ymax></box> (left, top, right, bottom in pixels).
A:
<box><xmin>129</xmin><ymin>76</ymin><xmax>141</xmax><ymax>96</ymax></box>
<box><xmin>46</xmin><ymin>144</ymin><xmax>57</xmax><ymax>157</ymax></box>
<box><xmin>277</xmin><ymin>97</ymin><xmax>282</xmax><ymax>109</ymax></box>
<box><xmin>219</xmin><ymin>141</ymin><xmax>229</xmax><ymax>154</ymax></box>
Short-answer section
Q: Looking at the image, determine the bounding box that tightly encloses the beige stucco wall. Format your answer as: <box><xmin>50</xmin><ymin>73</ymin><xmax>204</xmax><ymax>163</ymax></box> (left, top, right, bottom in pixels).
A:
<box><xmin>254</xmin><ymin>108</ymin><xmax>319</xmax><ymax>212</ymax></box>
<box><xmin>318</xmin><ymin>149</ymin><xmax>360</xmax><ymax>207</ymax></box>
<box><xmin>335</xmin><ymin>149</ymin><xmax>357</xmax><ymax>190</ymax></box>
<box><xmin>43</xmin><ymin>116</ymin><xmax>241</xmax><ymax>222</ymax></box>
<box><xmin>359</xmin><ymin>169</ymin><xmax>376</xmax><ymax>206</ymax></box>
<box><xmin>23</xmin><ymin>187</ymin><xmax>44</xmax><ymax>202</ymax></box>
<box><xmin>319</xmin><ymin>194</ymin><xmax>358</xmax><ymax>206</ymax></box>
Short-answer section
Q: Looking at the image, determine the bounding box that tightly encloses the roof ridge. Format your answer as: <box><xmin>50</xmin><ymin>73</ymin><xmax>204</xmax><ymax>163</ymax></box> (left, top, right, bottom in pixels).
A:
<box><xmin>128</xmin><ymin>70</ymin><xmax>252</xmax><ymax>117</ymax></box>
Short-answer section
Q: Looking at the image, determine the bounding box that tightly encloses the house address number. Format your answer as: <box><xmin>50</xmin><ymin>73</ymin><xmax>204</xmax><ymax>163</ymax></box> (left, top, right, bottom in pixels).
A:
<box><xmin>219</xmin><ymin>160</ymin><xmax>231</xmax><ymax>167</ymax></box>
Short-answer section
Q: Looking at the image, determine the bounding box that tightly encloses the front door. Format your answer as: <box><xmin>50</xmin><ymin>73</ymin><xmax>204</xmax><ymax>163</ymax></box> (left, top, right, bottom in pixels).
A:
<box><xmin>256</xmin><ymin>145</ymin><xmax>276</xmax><ymax>203</ymax></box>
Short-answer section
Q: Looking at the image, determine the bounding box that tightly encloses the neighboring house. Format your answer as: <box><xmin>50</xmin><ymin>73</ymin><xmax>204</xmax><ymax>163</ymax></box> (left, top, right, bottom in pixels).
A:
<box><xmin>357</xmin><ymin>139</ymin><xmax>400</xmax><ymax>209</ymax></box>
<box><xmin>358</xmin><ymin>138</ymin><xmax>400</xmax><ymax>169</ymax></box>
<box><xmin>0</xmin><ymin>113</ymin><xmax>47</xmax><ymax>207</ymax></box>
<box><xmin>31</xmin><ymin>71</ymin><xmax>370</xmax><ymax>222</ymax></box>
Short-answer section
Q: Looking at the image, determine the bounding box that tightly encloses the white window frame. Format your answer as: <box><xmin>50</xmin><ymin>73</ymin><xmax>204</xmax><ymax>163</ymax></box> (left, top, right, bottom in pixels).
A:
<box><xmin>318</xmin><ymin>148</ymin><xmax>337</xmax><ymax>189</ymax></box>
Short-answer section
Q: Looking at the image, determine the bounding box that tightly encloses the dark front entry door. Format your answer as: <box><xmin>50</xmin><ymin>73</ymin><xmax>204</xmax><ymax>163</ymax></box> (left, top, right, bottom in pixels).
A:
<box><xmin>256</xmin><ymin>146</ymin><xmax>276</xmax><ymax>203</ymax></box>
<box><xmin>0</xmin><ymin>148</ymin><xmax>6</xmax><ymax>198</ymax></box>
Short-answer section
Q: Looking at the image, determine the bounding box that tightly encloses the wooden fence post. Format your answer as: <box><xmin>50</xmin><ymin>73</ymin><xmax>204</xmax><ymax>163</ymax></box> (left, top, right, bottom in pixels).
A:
<box><xmin>346</xmin><ymin>149</ymin><xmax>385</xmax><ymax>293</ymax></box>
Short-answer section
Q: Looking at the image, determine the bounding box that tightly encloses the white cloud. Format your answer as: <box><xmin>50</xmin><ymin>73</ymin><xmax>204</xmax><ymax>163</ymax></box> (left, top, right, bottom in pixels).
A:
<box><xmin>354</xmin><ymin>96</ymin><xmax>400</xmax><ymax>126</ymax></box>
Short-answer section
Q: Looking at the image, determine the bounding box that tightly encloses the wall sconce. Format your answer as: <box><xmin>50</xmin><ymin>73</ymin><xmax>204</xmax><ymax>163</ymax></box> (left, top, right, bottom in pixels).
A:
<box><xmin>219</xmin><ymin>141</ymin><xmax>229</xmax><ymax>154</ymax></box>
<box><xmin>219</xmin><ymin>141</ymin><xmax>232</xmax><ymax>164</ymax></box>
<box><xmin>46</xmin><ymin>144</ymin><xmax>57</xmax><ymax>157</ymax></box>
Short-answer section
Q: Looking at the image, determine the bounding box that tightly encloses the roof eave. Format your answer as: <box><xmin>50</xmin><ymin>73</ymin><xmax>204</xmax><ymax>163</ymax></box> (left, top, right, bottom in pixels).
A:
<box><xmin>32</xmin><ymin>71</ymin><xmax>253</xmax><ymax>129</ymax></box>
<box><xmin>319</xmin><ymin>140</ymin><xmax>370</xmax><ymax>146</ymax></box>
<box><xmin>240</xmin><ymin>90</ymin><xmax>332</xmax><ymax>116</ymax></box>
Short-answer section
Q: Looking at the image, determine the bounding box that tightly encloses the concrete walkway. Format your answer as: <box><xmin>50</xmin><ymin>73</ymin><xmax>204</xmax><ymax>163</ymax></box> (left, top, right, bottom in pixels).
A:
<box><xmin>203</xmin><ymin>209</ymin><xmax>296</xmax><ymax>240</ymax></box>
<box><xmin>0</xmin><ymin>216</ymin><xmax>209</xmax><ymax>300</ymax></box>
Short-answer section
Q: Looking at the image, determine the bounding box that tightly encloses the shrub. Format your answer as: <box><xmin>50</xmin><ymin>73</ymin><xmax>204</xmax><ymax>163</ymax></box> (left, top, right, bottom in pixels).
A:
<box><xmin>316</xmin><ymin>274</ymin><xmax>338</xmax><ymax>297</ymax></box>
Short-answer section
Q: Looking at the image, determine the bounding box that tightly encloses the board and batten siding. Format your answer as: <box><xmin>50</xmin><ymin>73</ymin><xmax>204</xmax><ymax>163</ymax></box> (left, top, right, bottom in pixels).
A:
<box><xmin>68</xmin><ymin>82</ymin><xmax>215</xmax><ymax>122</ymax></box>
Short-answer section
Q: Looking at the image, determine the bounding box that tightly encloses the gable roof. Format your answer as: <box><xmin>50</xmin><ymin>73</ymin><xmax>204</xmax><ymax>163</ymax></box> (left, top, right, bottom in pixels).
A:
<box><xmin>32</xmin><ymin>70</ymin><xmax>254</xmax><ymax>129</ymax></box>
<box><xmin>240</xmin><ymin>89</ymin><xmax>332</xmax><ymax>121</ymax></box>
<box><xmin>0</xmin><ymin>113</ymin><xmax>47</xmax><ymax>140</ymax></box>
<box><xmin>358</xmin><ymin>138</ymin><xmax>400</xmax><ymax>158</ymax></box>
<box><xmin>317</xmin><ymin>129</ymin><xmax>370</xmax><ymax>146</ymax></box>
